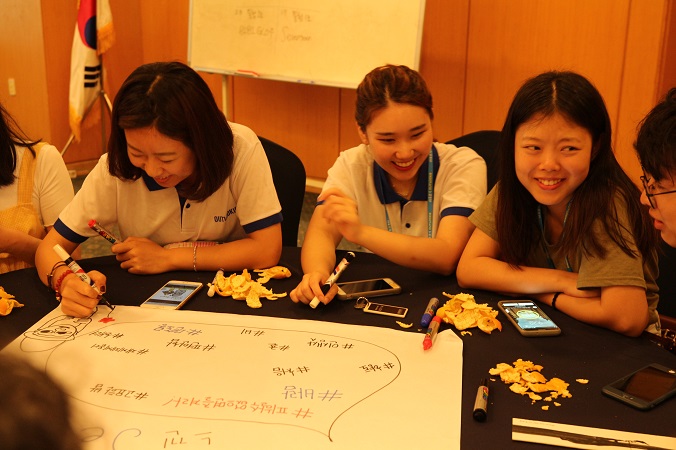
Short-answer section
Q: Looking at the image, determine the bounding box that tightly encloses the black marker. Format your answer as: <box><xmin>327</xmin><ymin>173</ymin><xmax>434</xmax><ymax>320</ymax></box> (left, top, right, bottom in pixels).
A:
<box><xmin>473</xmin><ymin>378</ymin><xmax>489</xmax><ymax>422</ymax></box>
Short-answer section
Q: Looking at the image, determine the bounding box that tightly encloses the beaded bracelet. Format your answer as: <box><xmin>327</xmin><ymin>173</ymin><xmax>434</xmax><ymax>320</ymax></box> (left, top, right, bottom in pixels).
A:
<box><xmin>47</xmin><ymin>261</ymin><xmax>67</xmax><ymax>291</ymax></box>
<box><xmin>193</xmin><ymin>245</ymin><xmax>198</xmax><ymax>272</ymax></box>
<box><xmin>53</xmin><ymin>269</ymin><xmax>74</xmax><ymax>301</ymax></box>
<box><xmin>552</xmin><ymin>292</ymin><xmax>562</xmax><ymax>310</ymax></box>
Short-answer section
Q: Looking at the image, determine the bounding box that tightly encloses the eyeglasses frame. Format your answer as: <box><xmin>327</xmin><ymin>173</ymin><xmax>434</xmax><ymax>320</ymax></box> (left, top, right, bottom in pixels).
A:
<box><xmin>640</xmin><ymin>168</ymin><xmax>676</xmax><ymax>209</ymax></box>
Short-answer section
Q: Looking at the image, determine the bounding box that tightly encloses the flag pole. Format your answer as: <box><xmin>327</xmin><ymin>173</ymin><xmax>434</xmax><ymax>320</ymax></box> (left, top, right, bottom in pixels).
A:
<box><xmin>98</xmin><ymin>52</ymin><xmax>112</xmax><ymax>155</ymax></box>
<box><xmin>60</xmin><ymin>66</ymin><xmax>112</xmax><ymax>158</ymax></box>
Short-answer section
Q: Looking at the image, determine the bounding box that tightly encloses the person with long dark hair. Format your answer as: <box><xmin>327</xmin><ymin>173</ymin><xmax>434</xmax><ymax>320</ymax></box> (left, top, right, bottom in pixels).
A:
<box><xmin>457</xmin><ymin>71</ymin><xmax>659</xmax><ymax>336</ymax></box>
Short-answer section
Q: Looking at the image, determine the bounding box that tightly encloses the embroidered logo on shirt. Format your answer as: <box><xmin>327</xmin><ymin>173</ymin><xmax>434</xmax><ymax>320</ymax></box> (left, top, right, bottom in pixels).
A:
<box><xmin>214</xmin><ymin>207</ymin><xmax>236</xmax><ymax>222</ymax></box>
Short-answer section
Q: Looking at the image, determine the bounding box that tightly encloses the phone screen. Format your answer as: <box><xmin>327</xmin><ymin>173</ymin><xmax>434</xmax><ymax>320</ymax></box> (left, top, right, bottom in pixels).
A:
<box><xmin>143</xmin><ymin>282</ymin><xmax>202</xmax><ymax>308</ymax></box>
<box><xmin>612</xmin><ymin>365</ymin><xmax>676</xmax><ymax>403</ymax></box>
<box><xmin>339</xmin><ymin>279</ymin><xmax>393</xmax><ymax>294</ymax></box>
<box><xmin>500</xmin><ymin>301</ymin><xmax>558</xmax><ymax>331</ymax></box>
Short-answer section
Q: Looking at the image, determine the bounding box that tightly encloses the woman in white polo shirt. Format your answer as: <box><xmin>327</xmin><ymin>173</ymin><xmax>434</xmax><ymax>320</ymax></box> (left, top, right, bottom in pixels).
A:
<box><xmin>35</xmin><ymin>62</ymin><xmax>282</xmax><ymax>318</ymax></box>
<box><xmin>291</xmin><ymin>65</ymin><xmax>486</xmax><ymax>306</ymax></box>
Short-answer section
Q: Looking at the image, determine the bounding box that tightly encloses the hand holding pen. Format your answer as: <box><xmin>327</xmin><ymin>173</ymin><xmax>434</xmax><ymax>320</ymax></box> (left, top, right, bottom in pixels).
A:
<box><xmin>309</xmin><ymin>252</ymin><xmax>355</xmax><ymax>308</ymax></box>
<box><xmin>53</xmin><ymin>244</ymin><xmax>114</xmax><ymax>312</ymax></box>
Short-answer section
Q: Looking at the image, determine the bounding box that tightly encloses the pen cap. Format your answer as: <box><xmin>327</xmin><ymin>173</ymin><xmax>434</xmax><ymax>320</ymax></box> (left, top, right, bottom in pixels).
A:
<box><xmin>53</xmin><ymin>244</ymin><xmax>70</xmax><ymax>261</ymax></box>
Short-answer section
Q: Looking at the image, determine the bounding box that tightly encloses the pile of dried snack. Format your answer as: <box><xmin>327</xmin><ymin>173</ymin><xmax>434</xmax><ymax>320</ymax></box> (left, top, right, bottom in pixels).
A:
<box><xmin>489</xmin><ymin>358</ymin><xmax>584</xmax><ymax>410</ymax></box>
<box><xmin>208</xmin><ymin>266</ymin><xmax>290</xmax><ymax>309</ymax></box>
<box><xmin>435</xmin><ymin>292</ymin><xmax>502</xmax><ymax>334</ymax></box>
<box><xmin>0</xmin><ymin>286</ymin><xmax>23</xmax><ymax>316</ymax></box>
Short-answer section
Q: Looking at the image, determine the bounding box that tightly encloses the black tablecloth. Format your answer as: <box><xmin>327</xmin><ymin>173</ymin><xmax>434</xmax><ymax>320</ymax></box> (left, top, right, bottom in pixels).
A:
<box><xmin>1</xmin><ymin>247</ymin><xmax>674</xmax><ymax>449</ymax></box>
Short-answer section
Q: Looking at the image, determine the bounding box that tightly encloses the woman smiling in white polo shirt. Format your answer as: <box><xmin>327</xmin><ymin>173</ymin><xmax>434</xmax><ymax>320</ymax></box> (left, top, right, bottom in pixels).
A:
<box><xmin>291</xmin><ymin>65</ymin><xmax>486</xmax><ymax>307</ymax></box>
<box><xmin>35</xmin><ymin>62</ymin><xmax>282</xmax><ymax>318</ymax></box>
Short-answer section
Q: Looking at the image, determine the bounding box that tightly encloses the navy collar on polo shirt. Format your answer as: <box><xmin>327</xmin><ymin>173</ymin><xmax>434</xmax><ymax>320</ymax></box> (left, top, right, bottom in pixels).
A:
<box><xmin>373</xmin><ymin>144</ymin><xmax>440</xmax><ymax>204</ymax></box>
<box><xmin>142</xmin><ymin>172</ymin><xmax>190</xmax><ymax>210</ymax></box>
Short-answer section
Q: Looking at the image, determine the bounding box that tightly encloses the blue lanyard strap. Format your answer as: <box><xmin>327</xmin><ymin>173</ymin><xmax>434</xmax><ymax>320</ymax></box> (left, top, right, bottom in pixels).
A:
<box><xmin>537</xmin><ymin>201</ymin><xmax>573</xmax><ymax>272</ymax></box>
<box><xmin>385</xmin><ymin>149</ymin><xmax>434</xmax><ymax>238</ymax></box>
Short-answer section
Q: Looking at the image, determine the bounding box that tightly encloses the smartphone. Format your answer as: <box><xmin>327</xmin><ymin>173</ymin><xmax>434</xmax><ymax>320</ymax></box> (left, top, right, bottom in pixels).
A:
<box><xmin>140</xmin><ymin>280</ymin><xmax>203</xmax><ymax>310</ymax></box>
<box><xmin>363</xmin><ymin>302</ymin><xmax>409</xmax><ymax>318</ymax></box>
<box><xmin>336</xmin><ymin>278</ymin><xmax>401</xmax><ymax>301</ymax></box>
<box><xmin>602</xmin><ymin>363</ymin><xmax>676</xmax><ymax>410</ymax></box>
<box><xmin>497</xmin><ymin>300</ymin><xmax>561</xmax><ymax>336</ymax></box>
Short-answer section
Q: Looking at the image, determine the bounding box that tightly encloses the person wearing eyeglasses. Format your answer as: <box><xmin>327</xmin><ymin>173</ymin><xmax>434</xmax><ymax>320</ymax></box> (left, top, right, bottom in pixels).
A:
<box><xmin>635</xmin><ymin>88</ymin><xmax>676</xmax><ymax>248</ymax></box>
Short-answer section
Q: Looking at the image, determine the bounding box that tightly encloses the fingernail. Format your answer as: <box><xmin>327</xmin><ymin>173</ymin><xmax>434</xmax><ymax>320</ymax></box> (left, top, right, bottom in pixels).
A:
<box><xmin>100</xmin><ymin>286</ymin><xmax>106</xmax><ymax>293</ymax></box>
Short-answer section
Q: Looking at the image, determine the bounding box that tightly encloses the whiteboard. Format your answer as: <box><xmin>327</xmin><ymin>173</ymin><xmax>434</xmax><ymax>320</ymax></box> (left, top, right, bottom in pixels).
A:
<box><xmin>188</xmin><ymin>0</ymin><xmax>426</xmax><ymax>88</ymax></box>
<box><xmin>3</xmin><ymin>305</ymin><xmax>463</xmax><ymax>449</ymax></box>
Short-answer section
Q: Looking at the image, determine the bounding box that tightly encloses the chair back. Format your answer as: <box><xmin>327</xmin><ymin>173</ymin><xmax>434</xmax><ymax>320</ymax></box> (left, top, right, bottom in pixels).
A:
<box><xmin>446</xmin><ymin>130</ymin><xmax>501</xmax><ymax>192</ymax></box>
<box><xmin>259</xmin><ymin>136</ymin><xmax>306</xmax><ymax>246</ymax></box>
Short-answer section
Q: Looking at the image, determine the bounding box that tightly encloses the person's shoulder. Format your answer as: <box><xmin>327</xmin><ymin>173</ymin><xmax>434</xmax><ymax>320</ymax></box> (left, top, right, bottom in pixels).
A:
<box><xmin>228</xmin><ymin>121</ymin><xmax>264</xmax><ymax>155</ymax></box>
<box><xmin>228</xmin><ymin>121</ymin><xmax>258</xmax><ymax>142</ymax></box>
<box><xmin>336</xmin><ymin>144</ymin><xmax>371</xmax><ymax>163</ymax></box>
<box><xmin>83</xmin><ymin>153</ymin><xmax>112</xmax><ymax>180</ymax></box>
<box><xmin>35</xmin><ymin>143</ymin><xmax>66</xmax><ymax>165</ymax></box>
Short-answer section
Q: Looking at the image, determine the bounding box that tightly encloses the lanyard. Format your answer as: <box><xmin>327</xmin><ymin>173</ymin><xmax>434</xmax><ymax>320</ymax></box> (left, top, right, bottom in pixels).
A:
<box><xmin>537</xmin><ymin>201</ymin><xmax>573</xmax><ymax>272</ymax></box>
<box><xmin>384</xmin><ymin>150</ymin><xmax>434</xmax><ymax>238</ymax></box>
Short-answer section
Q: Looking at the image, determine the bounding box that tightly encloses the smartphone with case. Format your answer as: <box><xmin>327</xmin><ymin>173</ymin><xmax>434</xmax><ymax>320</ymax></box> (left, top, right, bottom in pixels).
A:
<box><xmin>140</xmin><ymin>280</ymin><xmax>203</xmax><ymax>310</ymax></box>
<box><xmin>602</xmin><ymin>363</ymin><xmax>676</xmax><ymax>410</ymax></box>
<box><xmin>336</xmin><ymin>278</ymin><xmax>401</xmax><ymax>301</ymax></box>
<box><xmin>497</xmin><ymin>300</ymin><xmax>561</xmax><ymax>336</ymax></box>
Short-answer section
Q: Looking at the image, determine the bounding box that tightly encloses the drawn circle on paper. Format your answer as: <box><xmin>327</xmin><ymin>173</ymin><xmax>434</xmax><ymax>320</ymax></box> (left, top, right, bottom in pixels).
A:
<box><xmin>44</xmin><ymin>319</ymin><xmax>401</xmax><ymax>439</ymax></box>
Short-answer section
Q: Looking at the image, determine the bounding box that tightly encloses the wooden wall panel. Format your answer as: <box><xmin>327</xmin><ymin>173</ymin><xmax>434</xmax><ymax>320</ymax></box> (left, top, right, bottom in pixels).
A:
<box><xmin>338</xmin><ymin>88</ymin><xmax>359</xmax><ymax>154</ymax></box>
<box><xmin>139</xmin><ymin>0</ymin><xmax>189</xmax><ymax>63</ymax></box>
<box><xmin>659</xmin><ymin>0</ymin><xmax>676</xmax><ymax>98</ymax></box>
<box><xmin>0</xmin><ymin>0</ymin><xmax>50</xmax><ymax>141</ymax></box>
<box><xmin>616</xmin><ymin>0</ymin><xmax>668</xmax><ymax>183</ymax></box>
<box><xmin>42</xmin><ymin>0</ymin><xmax>76</xmax><ymax>149</ymax></box>
<box><xmin>232</xmin><ymin>78</ymin><xmax>340</xmax><ymax>179</ymax></box>
<box><xmin>464</xmin><ymin>0</ymin><xmax>630</xmax><ymax>134</ymax></box>
<box><xmin>418</xmin><ymin>0</ymin><xmax>470</xmax><ymax>143</ymax></box>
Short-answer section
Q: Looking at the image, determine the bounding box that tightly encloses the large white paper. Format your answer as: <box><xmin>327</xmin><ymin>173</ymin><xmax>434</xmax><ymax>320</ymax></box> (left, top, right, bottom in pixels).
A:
<box><xmin>3</xmin><ymin>305</ymin><xmax>463</xmax><ymax>449</ymax></box>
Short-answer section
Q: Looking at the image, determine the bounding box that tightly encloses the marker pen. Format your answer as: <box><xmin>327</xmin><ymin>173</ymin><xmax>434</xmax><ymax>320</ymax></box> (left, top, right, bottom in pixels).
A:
<box><xmin>53</xmin><ymin>244</ymin><xmax>114</xmax><ymax>310</ymax></box>
<box><xmin>420</xmin><ymin>297</ymin><xmax>440</xmax><ymax>327</ymax></box>
<box><xmin>422</xmin><ymin>315</ymin><xmax>441</xmax><ymax>350</ymax></box>
<box><xmin>473</xmin><ymin>378</ymin><xmax>489</xmax><ymax>422</ymax></box>
<box><xmin>88</xmin><ymin>220</ymin><xmax>120</xmax><ymax>244</ymax></box>
<box><xmin>309</xmin><ymin>252</ymin><xmax>355</xmax><ymax>309</ymax></box>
